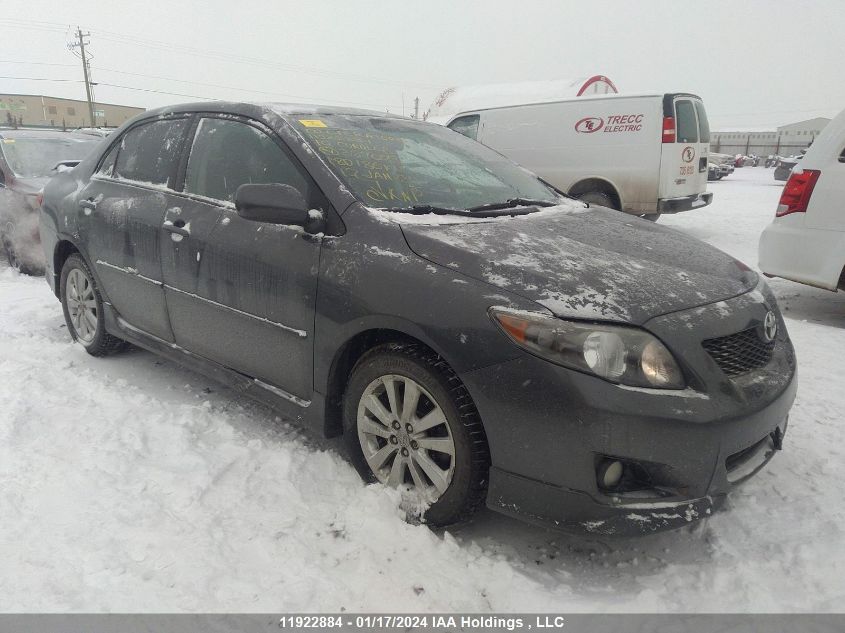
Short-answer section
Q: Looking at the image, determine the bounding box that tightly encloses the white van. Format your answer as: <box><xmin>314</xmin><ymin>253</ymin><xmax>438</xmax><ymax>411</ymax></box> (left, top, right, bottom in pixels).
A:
<box><xmin>443</xmin><ymin>93</ymin><xmax>713</xmax><ymax>220</ymax></box>
<box><xmin>759</xmin><ymin>107</ymin><xmax>845</xmax><ymax>291</ymax></box>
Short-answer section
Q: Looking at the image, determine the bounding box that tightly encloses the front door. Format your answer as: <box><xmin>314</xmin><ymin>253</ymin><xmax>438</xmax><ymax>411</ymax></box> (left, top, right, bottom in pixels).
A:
<box><xmin>161</xmin><ymin>115</ymin><xmax>326</xmax><ymax>402</ymax></box>
<box><xmin>80</xmin><ymin>117</ymin><xmax>191</xmax><ymax>342</ymax></box>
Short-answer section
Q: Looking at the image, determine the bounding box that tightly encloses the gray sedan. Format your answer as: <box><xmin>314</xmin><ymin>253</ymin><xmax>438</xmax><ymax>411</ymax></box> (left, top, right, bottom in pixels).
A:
<box><xmin>39</xmin><ymin>102</ymin><xmax>796</xmax><ymax>534</ymax></box>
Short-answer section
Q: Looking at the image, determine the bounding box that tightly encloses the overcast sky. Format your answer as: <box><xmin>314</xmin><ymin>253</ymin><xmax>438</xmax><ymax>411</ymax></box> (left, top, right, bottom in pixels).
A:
<box><xmin>2</xmin><ymin>0</ymin><xmax>843</xmax><ymax>129</ymax></box>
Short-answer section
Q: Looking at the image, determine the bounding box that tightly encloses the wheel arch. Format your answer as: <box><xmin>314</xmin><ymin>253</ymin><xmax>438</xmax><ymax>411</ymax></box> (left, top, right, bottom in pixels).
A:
<box><xmin>322</xmin><ymin>327</ymin><xmax>450</xmax><ymax>438</ymax></box>
<box><xmin>568</xmin><ymin>177</ymin><xmax>622</xmax><ymax>210</ymax></box>
<box><xmin>52</xmin><ymin>239</ymin><xmax>82</xmax><ymax>298</ymax></box>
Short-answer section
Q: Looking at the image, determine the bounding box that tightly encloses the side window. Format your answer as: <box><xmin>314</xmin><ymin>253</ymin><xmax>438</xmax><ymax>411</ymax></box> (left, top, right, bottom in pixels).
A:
<box><xmin>113</xmin><ymin>119</ymin><xmax>188</xmax><ymax>186</ymax></box>
<box><xmin>448</xmin><ymin>115</ymin><xmax>480</xmax><ymax>141</ymax></box>
<box><xmin>694</xmin><ymin>101</ymin><xmax>710</xmax><ymax>143</ymax></box>
<box><xmin>675</xmin><ymin>100</ymin><xmax>699</xmax><ymax>143</ymax></box>
<box><xmin>96</xmin><ymin>142</ymin><xmax>120</xmax><ymax>177</ymax></box>
<box><xmin>184</xmin><ymin>117</ymin><xmax>313</xmax><ymax>205</ymax></box>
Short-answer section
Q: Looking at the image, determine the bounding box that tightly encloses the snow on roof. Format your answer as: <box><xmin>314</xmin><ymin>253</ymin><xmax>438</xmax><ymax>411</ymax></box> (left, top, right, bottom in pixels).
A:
<box><xmin>424</xmin><ymin>76</ymin><xmax>617</xmax><ymax>123</ymax></box>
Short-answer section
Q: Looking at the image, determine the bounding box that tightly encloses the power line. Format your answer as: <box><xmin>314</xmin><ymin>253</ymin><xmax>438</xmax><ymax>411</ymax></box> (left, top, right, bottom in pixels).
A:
<box><xmin>89</xmin><ymin>65</ymin><xmax>407</xmax><ymax>109</ymax></box>
<box><xmin>0</xmin><ymin>17</ymin><xmax>438</xmax><ymax>90</ymax></box>
<box><xmin>0</xmin><ymin>75</ymin><xmax>82</xmax><ymax>82</ymax></box>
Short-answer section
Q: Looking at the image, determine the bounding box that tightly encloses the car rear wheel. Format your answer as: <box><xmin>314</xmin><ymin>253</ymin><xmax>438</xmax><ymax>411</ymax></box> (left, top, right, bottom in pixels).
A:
<box><xmin>3</xmin><ymin>221</ymin><xmax>38</xmax><ymax>275</ymax></box>
<box><xmin>577</xmin><ymin>191</ymin><xmax>617</xmax><ymax>210</ymax></box>
<box><xmin>343</xmin><ymin>343</ymin><xmax>490</xmax><ymax>527</ymax></box>
<box><xmin>577</xmin><ymin>191</ymin><xmax>660</xmax><ymax>222</ymax></box>
<box><xmin>60</xmin><ymin>253</ymin><xmax>127</xmax><ymax>356</ymax></box>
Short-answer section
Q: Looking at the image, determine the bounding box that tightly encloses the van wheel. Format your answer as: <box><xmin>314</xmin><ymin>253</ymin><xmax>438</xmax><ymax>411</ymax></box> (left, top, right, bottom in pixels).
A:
<box><xmin>577</xmin><ymin>191</ymin><xmax>617</xmax><ymax>210</ymax></box>
<box><xmin>60</xmin><ymin>253</ymin><xmax>127</xmax><ymax>356</ymax></box>
<box><xmin>343</xmin><ymin>343</ymin><xmax>490</xmax><ymax>527</ymax></box>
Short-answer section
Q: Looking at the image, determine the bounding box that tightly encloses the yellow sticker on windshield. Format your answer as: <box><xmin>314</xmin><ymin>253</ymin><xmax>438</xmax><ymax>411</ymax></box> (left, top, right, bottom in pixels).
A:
<box><xmin>298</xmin><ymin>119</ymin><xmax>327</xmax><ymax>128</ymax></box>
<box><xmin>2</xmin><ymin>139</ymin><xmax>14</xmax><ymax>143</ymax></box>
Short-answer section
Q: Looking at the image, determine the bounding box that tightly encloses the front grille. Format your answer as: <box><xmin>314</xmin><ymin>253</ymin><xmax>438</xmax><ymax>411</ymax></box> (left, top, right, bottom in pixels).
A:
<box><xmin>702</xmin><ymin>327</ymin><xmax>775</xmax><ymax>377</ymax></box>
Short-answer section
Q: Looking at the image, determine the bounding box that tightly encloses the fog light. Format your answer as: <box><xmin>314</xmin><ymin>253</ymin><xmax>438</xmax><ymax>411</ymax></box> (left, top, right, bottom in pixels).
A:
<box><xmin>597</xmin><ymin>460</ymin><xmax>624</xmax><ymax>489</ymax></box>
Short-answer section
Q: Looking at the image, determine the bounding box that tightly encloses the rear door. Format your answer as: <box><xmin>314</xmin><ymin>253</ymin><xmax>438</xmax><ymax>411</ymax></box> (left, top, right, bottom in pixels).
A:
<box><xmin>659</xmin><ymin>95</ymin><xmax>710</xmax><ymax>199</ymax></box>
<box><xmin>79</xmin><ymin>116</ymin><xmax>191</xmax><ymax>342</ymax></box>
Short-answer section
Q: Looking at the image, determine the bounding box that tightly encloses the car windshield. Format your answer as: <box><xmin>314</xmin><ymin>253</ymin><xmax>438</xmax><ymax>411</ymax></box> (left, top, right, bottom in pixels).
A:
<box><xmin>0</xmin><ymin>136</ymin><xmax>100</xmax><ymax>178</ymax></box>
<box><xmin>294</xmin><ymin>114</ymin><xmax>562</xmax><ymax>211</ymax></box>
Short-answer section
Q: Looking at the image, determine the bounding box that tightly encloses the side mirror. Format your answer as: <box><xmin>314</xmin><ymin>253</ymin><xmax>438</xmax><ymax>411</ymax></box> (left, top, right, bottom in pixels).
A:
<box><xmin>235</xmin><ymin>183</ymin><xmax>325</xmax><ymax>234</ymax></box>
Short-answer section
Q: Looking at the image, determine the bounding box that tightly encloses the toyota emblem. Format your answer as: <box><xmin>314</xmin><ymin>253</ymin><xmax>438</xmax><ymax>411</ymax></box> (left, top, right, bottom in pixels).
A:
<box><xmin>762</xmin><ymin>311</ymin><xmax>778</xmax><ymax>342</ymax></box>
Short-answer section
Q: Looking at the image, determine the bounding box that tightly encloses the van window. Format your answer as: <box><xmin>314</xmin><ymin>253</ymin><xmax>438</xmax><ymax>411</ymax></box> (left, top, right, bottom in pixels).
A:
<box><xmin>448</xmin><ymin>115</ymin><xmax>480</xmax><ymax>141</ymax></box>
<box><xmin>184</xmin><ymin>117</ymin><xmax>313</xmax><ymax>205</ymax></box>
<box><xmin>114</xmin><ymin>119</ymin><xmax>188</xmax><ymax>186</ymax></box>
<box><xmin>675</xmin><ymin>100</ymin><xmax>698</xmax><ymax>143</ymax></box>
<box><xmin>694</xmin><ymin>101</ymin><xmax>710</xmax><ymax>143</ymax></box>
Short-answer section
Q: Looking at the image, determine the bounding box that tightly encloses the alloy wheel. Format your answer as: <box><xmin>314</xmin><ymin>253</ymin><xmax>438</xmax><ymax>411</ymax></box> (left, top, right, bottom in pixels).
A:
<box><xmin>356</xmin><ymin>374</ymin><xmax>456</xmax><ymax>502</ymax></box>
<box><xmin>65</xmin><ymin>267</ymin><xmax>98</xmax><ymax>343</ymax></box>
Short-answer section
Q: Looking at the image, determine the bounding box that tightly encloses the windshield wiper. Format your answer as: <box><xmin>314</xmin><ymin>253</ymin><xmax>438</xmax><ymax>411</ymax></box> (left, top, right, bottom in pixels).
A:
<box><xmin>381</xmin><ymin>204</ymin><xmax>463</xmax><ymax>215</ymax></box>
<box><xmin>380</xmin><ymin>203</ymin><xmax>543</xmax><ymax>218</ymax></box>
<box><xmin>466</xmin><ymin>198</ymin><xmax>558</xmax><ymax>213</ymax></box>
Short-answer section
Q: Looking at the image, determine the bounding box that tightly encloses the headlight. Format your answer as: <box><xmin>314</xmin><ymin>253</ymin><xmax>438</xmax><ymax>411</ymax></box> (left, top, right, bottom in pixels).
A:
<box><xmin>489</xmin><ymin>307</ymin><xmax>685</xmax><ymax>389</ymax></box>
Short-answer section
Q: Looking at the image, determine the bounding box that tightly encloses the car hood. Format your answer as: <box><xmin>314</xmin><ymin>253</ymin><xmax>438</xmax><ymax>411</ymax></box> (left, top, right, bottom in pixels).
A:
<box><xmin>400</xmin><ymin>205</ymin><xmax>758</xmax><ymax>325</ymax></box>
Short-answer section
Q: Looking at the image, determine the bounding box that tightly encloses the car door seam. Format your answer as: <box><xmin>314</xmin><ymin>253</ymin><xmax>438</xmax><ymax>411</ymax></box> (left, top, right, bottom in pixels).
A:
<box><xmin>96</xmin><ymin>259</ymin><xmax>307</xmax><ymax>337</ymax></box>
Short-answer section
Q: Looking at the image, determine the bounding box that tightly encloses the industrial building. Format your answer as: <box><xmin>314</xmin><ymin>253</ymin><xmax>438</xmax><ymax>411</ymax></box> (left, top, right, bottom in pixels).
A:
<box><xmin>712</xmin><ymin>117</ymin><xmax>831</xmax><ymax>157</ymax></box>
<box><xmin>0</xmin><ymin>93</ymin><xmax>144</xmax><ymax>129</ymax></box>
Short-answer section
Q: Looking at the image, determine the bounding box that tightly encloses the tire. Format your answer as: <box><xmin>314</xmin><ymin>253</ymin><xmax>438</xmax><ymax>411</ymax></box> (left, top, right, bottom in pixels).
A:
<box><xmin>577</xmin><ymin>191</ymin><xmax>660</xmax><ymax>222</ymax></box>
<box><xmin>343</xmin><ymin>343</ymin><xmax>490</xmax><ymax>527</ymax></box>
<box><xmin>60</xmin><ymin>253</ymin><xmax>127</xmax><ymax>356</ymax></box>
<box><xmin>576</xmin><ymin>191</ymin><xmax>617</xmax><ymax>210</ymax></box>
<box><xmin>3</xmin><ymin>221</ymin><xmax>43</xmax><ymax>276</ymax></box>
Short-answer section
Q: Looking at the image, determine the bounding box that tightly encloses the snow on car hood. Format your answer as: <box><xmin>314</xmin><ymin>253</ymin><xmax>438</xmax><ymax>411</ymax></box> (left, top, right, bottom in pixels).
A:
<box><xmin>400</xmin><ymin>206</ymin><xmax>758</xmax><ymax>324</ymax></box>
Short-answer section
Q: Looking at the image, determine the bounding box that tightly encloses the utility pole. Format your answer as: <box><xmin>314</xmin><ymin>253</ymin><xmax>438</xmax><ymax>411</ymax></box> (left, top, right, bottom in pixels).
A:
<box><xmin>69</xmin><ymin>27</ymin><xmax>95</xmax><ymax>126</ymax></box>
<box><xmin>413</xmin><ymin>96</ymin><xmax>419</xmax><ymax>120</ymax></box>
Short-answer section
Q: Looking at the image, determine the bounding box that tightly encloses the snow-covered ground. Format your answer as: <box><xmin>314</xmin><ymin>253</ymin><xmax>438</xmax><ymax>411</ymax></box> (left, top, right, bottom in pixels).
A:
<box><xmin>1</xmin><ymin>167</ymin><xmax>843</xmax><ymax>612</ymax></box>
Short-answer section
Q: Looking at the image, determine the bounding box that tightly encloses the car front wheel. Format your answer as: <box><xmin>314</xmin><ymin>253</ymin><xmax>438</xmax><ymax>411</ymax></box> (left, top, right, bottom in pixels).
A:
<box><xmin>60</xmin><ymin>253</ymin><xmax>127</xmax><ymax>356</ymax></box>
<box><xmin>343</xmin><ymin>343</ymin><xmax>490</xmax><ymax>527</ymax></box>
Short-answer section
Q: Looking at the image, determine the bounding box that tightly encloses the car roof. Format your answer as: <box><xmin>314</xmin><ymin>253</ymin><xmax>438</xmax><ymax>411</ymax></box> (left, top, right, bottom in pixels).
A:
<box><xmin>0</xmin><ymin>128</ymin><xmax>102</xmax><ymax>141</ymax></box>
<box><xmin>138</xmin><ymin>101</ymin><xmax>408</xmax><ymax>121</ymax></box>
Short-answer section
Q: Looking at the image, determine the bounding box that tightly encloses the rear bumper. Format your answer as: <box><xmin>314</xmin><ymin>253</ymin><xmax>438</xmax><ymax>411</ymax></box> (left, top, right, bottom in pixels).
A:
<box><xmin>657</xmin><ymin>191</ymin><xmax>713</xmax><ymax>213</ymax></box>
<box><xmin>759</xmin><ymin>217</ymin><xmax>845</xmax><ymax>291</ymax></box>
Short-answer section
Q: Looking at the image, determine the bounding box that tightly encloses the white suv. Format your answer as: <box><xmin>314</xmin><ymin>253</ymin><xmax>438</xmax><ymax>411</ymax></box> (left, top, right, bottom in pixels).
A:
<box><xmin>759</xmin><ymin>107</ymin><xmax>845</xmax><ymax>291</ymax></box>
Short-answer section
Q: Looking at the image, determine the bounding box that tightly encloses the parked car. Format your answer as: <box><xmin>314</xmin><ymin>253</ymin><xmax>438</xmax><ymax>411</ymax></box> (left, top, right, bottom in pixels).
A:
<box><xmin>440</xmin><ymin>92</ymin><xmax>713</xmax><ymax>222</ymax></box>
<box><xmin>0</xmin><ymin>129</ymin><xmax>100</xmax><ymax>273</ymax></box>
<box><xmin>759</xmin><ymin>107</ymin><xmax>845</xmax><ymax>291</ymax></box>
<box><xmin>707</xmin><ymin>162</ymin><xmax>722</xmax><ymax>181</ymax></box>
<box><xmin>41</xmin><ymin>102</ymin><xmax>796</xmax><ymax>535</ymax></box>
<box><xmin>709</xmin><ymin>152</ymin><xmax>734</xmax><ymax>179</ymax></box>
<box><xmin>774</xmin><ymin>153</ymin><xmax>804</xmax><ymax>182</ymax></box>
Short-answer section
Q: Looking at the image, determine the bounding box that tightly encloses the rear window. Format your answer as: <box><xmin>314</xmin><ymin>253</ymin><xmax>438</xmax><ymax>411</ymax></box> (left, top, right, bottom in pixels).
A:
<box><xmin>694</xmin><ymin>101</ymin><xmax>710</xmax><ymax>143</ymax></box>
<box><xmin>113</xmin><ymin>119</ymin><xmax>188</xmax><ymax>187</ymax></box>
<box><xmin>675</xmin><ymin>100</ymin><xmax>698</xmax><ymax>143</ymax></box>
<box><xmin>448</xmin><ymin>115</ymin><xmax>480</xmax><ymax>141</ymax></box>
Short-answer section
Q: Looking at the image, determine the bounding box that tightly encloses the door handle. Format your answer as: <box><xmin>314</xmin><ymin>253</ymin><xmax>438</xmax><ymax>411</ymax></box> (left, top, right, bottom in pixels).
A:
<box><xmin>80</xmin><ymin>199</ymin><xmax>97</xmax><ymax>211</ymax></box>
<box><xmin>163</xmin><ymin>219</ymin><xmax>190</xmax><ymax>237</ymax></box>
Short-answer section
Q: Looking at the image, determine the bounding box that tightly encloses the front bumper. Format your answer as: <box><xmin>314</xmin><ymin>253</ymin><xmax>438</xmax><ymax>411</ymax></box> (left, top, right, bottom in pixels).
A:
<box><xmin>658</xmin><ymin>191</ymin><xmax>713</xmax><ymax>213</ymax></box>
<box><xmin>461</xmin><ymin>289</ymin><xmax>797</xmax><ymax>535</ymax></box>
<box><xmin>485</xmin><ymin>414</ymin><xmax>789</xmax><ymax>536</ymax></box>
